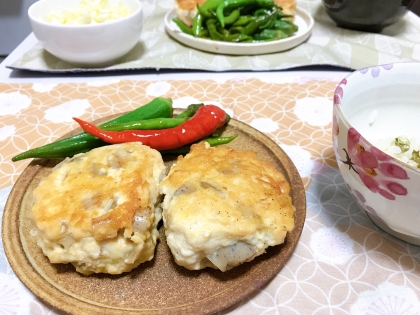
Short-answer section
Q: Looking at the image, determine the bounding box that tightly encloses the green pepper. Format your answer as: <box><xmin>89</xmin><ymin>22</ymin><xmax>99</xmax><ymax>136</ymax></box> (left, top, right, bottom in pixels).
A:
<box><xmin>176</xmin><ymin>104</ymin><xmax>204</xmax><ymax>119</ymax></box>
<box><xmin>207</xmin><ymin>19</ymin><xmax>251</xmax><ymax>42</ymax></box>
<box><xmin>173</xmin><ymin>18</ymin><xmax>193</xmax><ymax>35</ymax></box>
<box><xmin>254</xmin><ymin>7</ymin><xmax>272</xmax><ymax>16</ymax></box>
<box><xmin>192</xmin><ymin>13</ymin><xmax>204</xmax><ymax>37</ymax></box>
<box><xmin>197</xmin><ymin>0</ymin><xmax>224</xmax><ymax>18</ymax></box>
<box><xmin>198</xmin><ymin>29</ymin><xmax>210</xmax><ymax>37</ymax></box>
<box><xmin>161</xmin><ymin>134</ymin><xmax>238</xmax><ymax>155</ymax></box>
<box><xmin>175</xmin><ymin>0</ymin><xmax>297</xmax><ymax>42</ymax></box>
<box><xmin>273</xmin><ymin>19</ymin><xmax>298</xmax><ymax>35</ymax></box>
<box><xmin>216</xmin><ymin>0</ymin><xmax>277</xmax><ymax>27</ymax></box>
<box><xmin>74</xmin><ymin>105</ymin><xmax>229</xmax><ymax>151</ymax></box>
<box><xmin>223</xmin><ymin>9</ymin><xmax>241</xmax><ymax>25</ymax></box>
<box><xmin>241</xmin><ymin>13</ymin><xmax>272</xmax><ymax>35</ymax></box>
<box><xmin>207</xmin><ymin>19</ymin><xmax>225</xmax><ymax>40</ymax></box>
<box><xmin>101</xmin><ymin>118</ymin><xmax>187</xmax><ymax>131</ymax></box>
<box><xmin>231</xmin><ymin>15</ymin><xmax>254</xmax><ymax>26</ymax></box>
<box><xmin>12</xmin><ymin>97</ymin><xmax>173</xmax><ymax>161</ymax></box>
<box><xmin>253</xmin><ymin>28</ymin><xmax>287</xmax><ymax>41</ymax></box>
<box><xmin>104</xmin><ymin>103</ymin><xmax>204</xmax><ymax>131</ymax></box>
<box><xmin>257</xmin><ymin>7</ymin><xmax>278</xmax><ymax>29</ymax></box>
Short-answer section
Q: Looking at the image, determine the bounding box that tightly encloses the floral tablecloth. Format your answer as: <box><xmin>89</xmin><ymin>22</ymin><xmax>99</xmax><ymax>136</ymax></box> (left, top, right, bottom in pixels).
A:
<box><xmin>1</xmin><ymin>76</ymin><xmax>420</xmax><ymax>314</ymax></box>
<box><xmin>6</xmin><ymin>0</ymin><xmax>420</xmax><ymax>73</ymax></box>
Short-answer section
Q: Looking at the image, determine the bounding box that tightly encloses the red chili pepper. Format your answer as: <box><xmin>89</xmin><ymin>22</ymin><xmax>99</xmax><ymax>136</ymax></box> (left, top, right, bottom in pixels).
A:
<box><xmin>73</xmin><ymin>105</ymin><xmax>228</xmax><ymax>151</ymax></box>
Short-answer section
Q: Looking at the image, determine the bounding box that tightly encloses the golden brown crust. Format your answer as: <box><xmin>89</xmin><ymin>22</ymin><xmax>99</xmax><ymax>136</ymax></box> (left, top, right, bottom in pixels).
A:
<box><xmin>31</xmin><ymin>143</ymin><xmax>166</xmax><ymax>274</ymax></box>
<box><xmin>160</xmin><ymin>142</ymin><xmax>295</xmax><ymax>271</ymax></box>
<box><xmin>175</xmin><ymin>0</ymin><xmax>206</xmax><ymax>11</ymax></box>
<box><xmin>32</xmin><ymin>143</ymin><xmax>164</xmax><ymax>241</ymax></box>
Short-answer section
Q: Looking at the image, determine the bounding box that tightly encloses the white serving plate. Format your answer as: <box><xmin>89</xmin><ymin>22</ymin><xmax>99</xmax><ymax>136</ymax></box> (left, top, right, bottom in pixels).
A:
<box><xmin>164</xmin><ymin>7</ymin><xmax>314</xmax><ymax>55</ymax></box>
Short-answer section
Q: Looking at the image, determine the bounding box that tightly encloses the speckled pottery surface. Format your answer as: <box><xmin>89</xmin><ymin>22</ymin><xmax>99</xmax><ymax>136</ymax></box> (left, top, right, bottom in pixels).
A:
<box><xmin>333</xmin><ymin>61</ymin><xmax>420</xmax><ymax>245</ymax></box>
<box><xmin>3</xmin><ymin>113</ymin><xmax>306</xmax><ymax>315</ymax></box>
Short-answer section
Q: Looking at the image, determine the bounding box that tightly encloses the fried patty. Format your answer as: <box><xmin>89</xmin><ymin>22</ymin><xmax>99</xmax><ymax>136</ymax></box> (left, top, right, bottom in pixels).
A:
<box><xmin>30</xmin><ymin>143</ymin><xmax>166</xmax><ymax>275</ymax></box>
<box><xmin>275</xmin><ymin>0</ymin><xmax>296</xmax><ymax>19</ymax></box>
<box><xmin>160</xmin><ymin>141</ymin><xmax>295</xmax><ymax>271</ymax></box>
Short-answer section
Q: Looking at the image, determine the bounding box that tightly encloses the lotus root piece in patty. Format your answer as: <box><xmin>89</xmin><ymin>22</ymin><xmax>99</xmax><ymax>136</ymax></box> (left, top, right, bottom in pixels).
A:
<box><xmin>160</xmin><ymin>141</ymin><xmax>295</xmax><ymax>272</ymax></box>
<box><xmin>30</xmin><ymin>143</ymin><xmax>166</xmax><ymax>275</ymax></box>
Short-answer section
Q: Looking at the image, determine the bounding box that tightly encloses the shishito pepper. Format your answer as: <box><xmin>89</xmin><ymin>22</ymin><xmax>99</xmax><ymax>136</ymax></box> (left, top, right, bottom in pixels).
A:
<box><xmin>173</xmin><ymin>18</ymin><xmax>193</xmax><ymax>35</ymax></box>
<box><xmin>207</xmin><ymin>19</ymin><xmax>251</xmax><ymax>42</ymax></box>
<box><xmin>101</xmin><ymin>117</ymin><xmax>187</xmax><ymax>131</ymax></box>
<box><xmin>73</xmin><ymin>105</ymin><xmax>230</xmax><ymax>151</ymax></box>
<box><xmin>216</xmin><ymin>0</ymin><xmax>278</xmax><ymax>27</ymax></box>
<box><xmin>102</xmin><ymin>104</ymin><xmax>204</xmax><ymax>131</ymax></box>
<box><xmin>11</xmin><ymin>97</ymin><xmax>173</xmax><ymax>161</ymax></box>
<box><xmin>175</xmin><ymin>0</ymin><xmax>298</xmax><ymax>43</ymax></box>
<box><xmin>197</xmin><ymin>0</ymin><xmax>224</xmax><ymax>18</ymax></box>
<box><xmin>161</xmin><ymin>134</ymin><xmax>238</xmax><ymax>155</ymax></box>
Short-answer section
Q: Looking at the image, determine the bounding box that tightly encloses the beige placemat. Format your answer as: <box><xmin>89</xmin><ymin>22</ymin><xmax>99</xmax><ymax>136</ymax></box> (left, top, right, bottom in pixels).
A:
<box><xmin>2</xmin><ymin>78</ymin><xmax>420</xmax><ymax>315</ymax></box>
<box><xmin>0</xmin><ymin>78</ymin><xmax>337</xmax><ymax>188</ymax></box>
<box><xmin>7</xmin><ymin>0</ymin><xmax>420</xmax><ymax>73</ymax></box>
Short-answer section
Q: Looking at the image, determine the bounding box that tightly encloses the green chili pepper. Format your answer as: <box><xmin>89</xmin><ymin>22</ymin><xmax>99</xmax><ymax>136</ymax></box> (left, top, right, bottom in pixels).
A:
<box><xmin>198</xmin><ymin>30</ymin><xmax>210</xmax><ymax>37</ymax></box>
<box><xmin>223</xmin><ymin>9</ymin><xmax>241</xmax><ymax>25</ymax></box>
<box><xmin>231</xmin><ymin>15</ymin><xmax>254</xmax><ymax>26</ymax></box>
<box><xmin>217</xmin><ymin>25</ymin><xmax>231</xmax><ymax>36</ymax></box>
<box><xmin>258</xmin><ymin>8</ymin><xmax>278</xmax><ymax>29</ymax></box>
<box><xmin>253</xmin><ymin>28</ymin><xmax>287</xmax><ymax>41</ymax></box>
<box><xmin>101</xmin><ymin>118</ymin><xmax>187</xmax><ymax>131</ymax></box>
<box><xmin>207</xmin><ymin>19</ymin><xmax>251</xmax><ymax>42</ymax></box>
<box><xmin>176</xmin><ymin>104</ymin><xmax>204</xmax><ymax>119</ymax></box>
<box><xmin>273</xmin><ymin>19</ymin><xmax>298</xmax><ymax>35</ymax></box>
<box><xmin>192</xmin><ymin>13</ymin><xmax>204</xmax><ymax>37</ymax></box>
<box><xmin>216</xmin><ymin>0</ymin><xmax>277</xmax><ymax>27</ymax></box>
<box><xmin>173</xmin><ymin>18</ymin><xmax>193</xmax><ymax>35</ymax></box>
<box><xmin>161</xmin><ymin>134</ymin><xmax>238</xmax><ymax>155</ymax></box>
<box><xmin>12</xmin><ymin>97</ymin><xmax>173</xmax><ymax>161</ymax></box>
<box><xmin>207</xmin><ymin>19</ymin><xmax>225</xmax><ymax>40</ymax></box>
<box><xmin>74</xmin><ymin>105</ymin><xmax>229</xmax><ymax>151</ymax></box>
<box><xmin>198</xmin><ymin>0</ymin><xmax>224</xmax><ymax>17</ymax></box>
<box><xmin>175</xmin><ymin>0</ymin><xmax>297</xmax><ymax>43</ymax></box>
<box><xmin>241</xmin><ymin>13</ymin><xmax>272</xmax><ymax>35</ymax></box>
<box><xmin>254</xmin><ymin>7</ymin><xmax>271</xmax><ymax>16</ymax></box>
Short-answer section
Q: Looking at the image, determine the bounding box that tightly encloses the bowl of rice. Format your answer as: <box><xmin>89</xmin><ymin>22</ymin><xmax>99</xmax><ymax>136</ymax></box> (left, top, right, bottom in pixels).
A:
<box><xmin>333</xmin><ymin>62</ymin><xmax>420</xmax><ymax>245</ymax></box>
<box><xmin>28</xmin><ymin>0</ymin><xmax>143</xmax><ymax>67</ymax></box>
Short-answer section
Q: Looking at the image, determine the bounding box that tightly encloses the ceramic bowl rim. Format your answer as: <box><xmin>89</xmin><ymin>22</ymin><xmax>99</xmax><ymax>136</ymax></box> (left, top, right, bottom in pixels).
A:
<box><xmin>28</xmin><ymin>0</ymin><xmax>142</xmax><ymax>29</ymax></box>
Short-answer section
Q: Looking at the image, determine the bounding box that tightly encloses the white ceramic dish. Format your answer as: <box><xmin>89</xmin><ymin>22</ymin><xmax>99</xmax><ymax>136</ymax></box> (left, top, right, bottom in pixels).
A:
<box><xmin>28</xmin><ymin>0</ymin><xmax>143</xmax><ymax>67</ymax></box>
<box><xmin>164</xmin><ymin>7</ymin><xmax>314</xmax><ymax>55</ymax></box>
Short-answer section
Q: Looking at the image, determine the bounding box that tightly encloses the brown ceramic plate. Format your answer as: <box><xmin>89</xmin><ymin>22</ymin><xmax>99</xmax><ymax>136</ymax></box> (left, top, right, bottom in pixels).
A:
<box><xmin>3</xmin><ymin>113</ymin><xmax>306</xmax><ymax>315</ymax></box>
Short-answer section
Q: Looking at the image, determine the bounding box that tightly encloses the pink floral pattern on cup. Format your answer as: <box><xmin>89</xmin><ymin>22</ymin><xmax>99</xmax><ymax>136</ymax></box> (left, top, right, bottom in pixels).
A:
<box><xmin>359</xmin><ymin>64</ymin><xmax>393</xmax><ymax>77</ymax></box>
<box><xmin>341</xmin><ymin>127</ymin><xmax>408</xmax><ymax>201</ymax></box>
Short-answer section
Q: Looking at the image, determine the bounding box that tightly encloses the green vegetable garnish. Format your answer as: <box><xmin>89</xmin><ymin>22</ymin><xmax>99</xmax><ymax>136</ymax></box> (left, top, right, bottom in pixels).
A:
<box><xmin>411</xmin><ymin>150</ymin><xmax>420</xmax><ymax>167</ymax></box>
<box><xmin>394</xmin><ymin>136</ymin><xmax>410</xmax><ymax>153</ymax></box>
<box><xmin>173</xmin><ymin>0</ymin><xmax>298</xmax><ymax>43</ymax></box>
<box><xmin>12</xmin><ymin>97</ymin><xmax>174</xmax><ymax>161</ymax></box>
